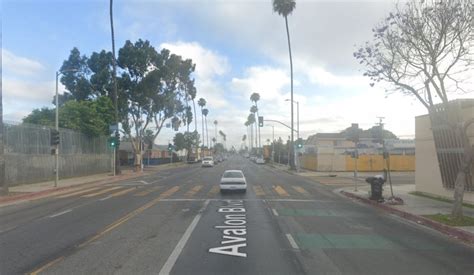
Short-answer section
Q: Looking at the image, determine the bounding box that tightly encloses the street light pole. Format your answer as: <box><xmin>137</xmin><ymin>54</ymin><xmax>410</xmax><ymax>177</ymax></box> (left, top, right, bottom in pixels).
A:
<box><xmin>54</xmin><ymin>68</ymin><xmax>78</xmax><ymax>188</ymax></box>
<box><xmin>55</xmin><ymin>72</ymin><xmax>59</xmax><ymax>188</ymax></box>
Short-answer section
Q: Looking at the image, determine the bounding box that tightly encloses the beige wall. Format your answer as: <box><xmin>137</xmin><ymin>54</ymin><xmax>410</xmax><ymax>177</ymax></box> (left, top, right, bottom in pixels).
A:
<box><xmin>415</xmin><ymin>105</ymin><xmax>474</xmax><ymax>204</ymax></box>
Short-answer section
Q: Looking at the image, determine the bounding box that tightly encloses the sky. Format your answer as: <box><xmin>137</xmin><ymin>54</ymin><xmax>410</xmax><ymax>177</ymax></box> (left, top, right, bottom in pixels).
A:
<box><xmin>2</xmin><ymin>0</ymin><xmax>471</xmax><ymax>149</ymax></box>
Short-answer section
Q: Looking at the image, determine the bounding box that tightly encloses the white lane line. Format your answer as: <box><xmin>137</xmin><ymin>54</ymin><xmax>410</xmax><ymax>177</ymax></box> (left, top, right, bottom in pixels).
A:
<box><xmin>159</xmin><ymin>199</ymin><xmax>210</xmax><ymax>275</ymax></box>
<box><xmin>286</xmin><ymin>234</ymin><xmax>299</xmax><ymax>250</ymax></box>
<box><xmin>99</xmin><ymin>196</ymin><xmax>112</xmax><ymax>201</ymax></box>
<box><xmin>272</xmin><ymin>208</ymin><xmax>279</xmax><ymax>216</ymax></box>
<box><xmin>49</xmin><ymin>209</ymin><xmax>72</xmax><ymax>218</ymax></box>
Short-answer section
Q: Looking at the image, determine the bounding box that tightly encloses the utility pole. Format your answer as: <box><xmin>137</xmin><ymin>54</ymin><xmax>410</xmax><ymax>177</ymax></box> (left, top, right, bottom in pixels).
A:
<box><xmin>0</xmin><ymin>59</ymin><xmax>6</xmax><ymax>195</ymax></box>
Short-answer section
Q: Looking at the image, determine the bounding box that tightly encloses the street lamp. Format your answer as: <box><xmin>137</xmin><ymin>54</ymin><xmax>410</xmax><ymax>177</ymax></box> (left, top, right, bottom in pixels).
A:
<box><xmin>285</xmin><ymin>99</ymin><xmax>299</xmax><ymax>139</ymax></box>
<box><xmin>55</xmin><ymin>68</ymin><xmax>78</xmax><ymax>187</ymax></box>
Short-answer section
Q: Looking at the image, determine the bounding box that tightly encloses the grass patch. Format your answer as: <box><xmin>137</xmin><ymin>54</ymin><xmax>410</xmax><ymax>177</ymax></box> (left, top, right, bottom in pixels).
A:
<box><xmin>409</xmin><ymin>191</ymin><xmax>474</xmax><ymax>209</ymax></box>
<box><xmin>423</xmin><ymin>214</ymin><xmax>474</xmax><ymax>226</ymax></box>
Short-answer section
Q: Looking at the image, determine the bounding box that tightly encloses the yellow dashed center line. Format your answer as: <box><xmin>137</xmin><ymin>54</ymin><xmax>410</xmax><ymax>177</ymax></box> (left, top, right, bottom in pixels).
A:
<box><xmin>253</xmin><ymin>185</ymin><xmax>265</xmax><ymax>196</ymax></box>
<box><xmin>185</xmin><ymin>185</ymin><xmax>203</xmax><ymax>197</ymax></box>
<box><xmin>134</xmin><ymin>186</ymin><xmax>162</xmax><ymax>196</ymax></box>
<box><xmin>292</xmin><ymin>186</ymin><xmax>310</xmax><ymax>195</ymax></box>
<box><xmin>81</xmin><ymin>186</ymin><xmax>122</xmax><ymax>198</ymax></box>
<box><xmin>109</xmin><ymin>187</ymin><xmax>137</xmax><ymax>198</ymax></box>
<box><xmin>274</xmin><ymin>185</ymin><xmax>290</xmax><ymax>197</ymax></box>
<box><xmin>56</xmin><ymin>187</ymin><xmax>102</xmax><ymax>199</ymax></box>
<box><xmin>28</xmin><ymin>185</ymin><xmax>181</xmax><ymax>274</ymax></box>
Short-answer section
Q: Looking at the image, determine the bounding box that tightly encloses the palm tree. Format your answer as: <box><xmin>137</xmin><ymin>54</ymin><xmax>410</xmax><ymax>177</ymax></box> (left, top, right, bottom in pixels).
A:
<box><xmin>213</xmin><ymin>120</ymin><xmax>218</xmax><ymax>144</ymax></box>
<box><xmin>250</xmin><ymin>106</ymin><xmax>258</xmax><ymax>149</ymax></box>
<box><xmin>110</xmin><ymin>0</ymin><xmax>121</xmax><ymax>174</ymax></box>
<box><xmin>273</xmin><ymin>0</ymin><xmax>296</xmax><ymax>169</ymax></box>
<box><xmin>247</xmin><ymin>113</ymin><xmax>256</xmax><ymax>152</ymax></box>
<box><xmin>198</xmin><ymin>98</ymin><xmax>206</xmax><ymax>148</ymax></box>
<box><xmin>250</xmin><ymin>92</ymin><xmax>261</xmax><ymax>150</ymax></box>
<box><xmin>202</xmin><ymin>108</ymin><xmax>209</xmax><ymax>148</ymax></box>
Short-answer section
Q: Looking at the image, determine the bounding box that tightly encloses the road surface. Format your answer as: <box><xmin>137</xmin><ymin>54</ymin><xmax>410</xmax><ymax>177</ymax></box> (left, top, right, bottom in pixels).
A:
<box><xmin>1</xmin><ymin>156</ymin><xmax>473</xmax><ymax>274</ymax></box>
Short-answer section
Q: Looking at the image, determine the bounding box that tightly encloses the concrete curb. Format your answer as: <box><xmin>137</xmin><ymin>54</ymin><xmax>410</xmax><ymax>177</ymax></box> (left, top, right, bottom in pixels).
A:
<box><xmin>340</xmin><ymin>190</ymin><xmax>474</xmax><ymax>245</ymax></box>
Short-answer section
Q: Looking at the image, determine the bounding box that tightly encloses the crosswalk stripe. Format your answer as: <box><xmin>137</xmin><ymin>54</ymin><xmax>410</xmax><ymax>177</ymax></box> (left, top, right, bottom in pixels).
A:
<box><xmin>134</xmin><ymin>186</ymin><xmax>162</xmax><ymax>196</ymax></box>
<box><xmin>56</xmin><ymin>187</ymin><xmax>102</xmax><ymax>199</ymax></box>
<box><xmin>82</xmin><ymin>186</ymin><xmax>123</xmax><ymax>198</ymax></box>
<box><xmin>253</xmin><ymin>185</ymin><xmax>265</xmax><ymax>196</ymax></box>
<box><xmin>207</xmin><ymin>186</ymin><xmax>219</xmax><ymax>197</ymax></box>
<box><xmin>292</xmin><ymin>186</ymin><xmax>310</xmax><ymax>195</ymax></box>
<box><xmin>185</xmin><ymin>185</ymin><xmax>203</xmax><ymax>197</ymax></box>
<box><xmin>159</xmin><ymin>186</ymin><xmax>180</xmax><ymax>198</ymax></box>
<box><xmin>109</xmin><ymin>187</ymin><xmax>137</xmax><ymax>198</ymax></box>
<box><xmin>274</xmin><ymin>185</ymin><xmax>290</xmax><ymax>197</ymax></box>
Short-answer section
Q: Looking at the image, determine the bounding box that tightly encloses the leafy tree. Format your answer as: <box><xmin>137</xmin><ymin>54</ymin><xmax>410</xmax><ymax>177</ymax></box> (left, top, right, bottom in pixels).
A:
<box><xmin>354</xmin><ymin>0</ymin><xmax>473</xmax><ymax>218</ymax></box>
<box><xmin>174</xmin><ymin>131</ymin><xmax>200</xmax><ymax>159</ymax></box>
<box><xmin>24</xmin><ymin>98</ymin><xmax>114</xmax><ymax>136</ymax></box>
<box><xmin>214</xmin><ymin>142</ymin><xmax>225</xmax><ymax>153</ymax></box>
<box><xmin>273</xmin><ymin>0</ymin><xmax>296</xmax><ymax>169</ymax></box>
<box><xmin>173</xmin><ymin>132</ymin><xmax>186</xmax><ymax>151</ymax></box>
<box><xmin>23</xmin><ymin>108</ymin><xmax>55</xmax><ymax>127</ymax></box>
<box><xmin>117</xmin><ymin>40</ymin><xmax>196</xmax><ymax>167</ymax></box>
<box><xmin>59</xmin><ymin>48</ymin><xmax>92</xmax><ymax>102</ymax></box>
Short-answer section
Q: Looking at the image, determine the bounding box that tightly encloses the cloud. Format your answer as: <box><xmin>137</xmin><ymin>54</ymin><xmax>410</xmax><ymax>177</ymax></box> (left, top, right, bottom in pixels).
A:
<box><xmin>159</xmin><ymin>41</ymin><xmax>231</xmax><ymax>110</ymax></box>
<box><xmin>160</xmin><ymin>41</ymin><xmax>230</xmax><ymax>80</ymax></box>
<box><xmin>2</xmin><ymin>49</ymin><xmax>45</xmax><ymax>76</ymax></box>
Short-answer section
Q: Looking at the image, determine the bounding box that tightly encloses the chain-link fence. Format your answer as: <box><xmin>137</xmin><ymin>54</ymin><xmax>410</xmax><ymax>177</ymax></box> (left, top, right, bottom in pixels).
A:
<box><xmin>4</xmin><ymin>123</ymin><xmax>112</xmax><ymax>186</ymax></box>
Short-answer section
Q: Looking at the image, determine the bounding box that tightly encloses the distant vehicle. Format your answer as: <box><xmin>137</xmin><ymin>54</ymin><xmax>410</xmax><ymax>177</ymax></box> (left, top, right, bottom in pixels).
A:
<box><xmin>244</xmin><ymin>153</ymin><xmax>250</xmax><ymax>158</ymax></box>
<box><xmin>250</xmin><ymin>156</ymin><xmax>257</xmax><ymax>162</ymax></box>
<box><xmin>256</xmin><ymin>157</ymin><xmax>265</xmax><ymax>164</ymax></box>
<box><xmin>201</xmin><ymin>156</ymin><xmax>214</xmax><ymax>167</ymax></box>
<box><xmin>220</xmin><ymin>170</ymin><xmax>247</xmax><ymax>193</ymax></box>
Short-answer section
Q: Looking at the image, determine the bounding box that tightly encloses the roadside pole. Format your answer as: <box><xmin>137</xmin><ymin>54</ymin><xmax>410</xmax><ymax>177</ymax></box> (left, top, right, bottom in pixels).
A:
<box><xmin>353</xmin><ymin>148</ymin><xmax>358</xmax><ymax>191</ymax></box>
<box><xmin>113</xmin><ymin>147</ymin><xmax>116</xmax><ymax>176</ymax></box>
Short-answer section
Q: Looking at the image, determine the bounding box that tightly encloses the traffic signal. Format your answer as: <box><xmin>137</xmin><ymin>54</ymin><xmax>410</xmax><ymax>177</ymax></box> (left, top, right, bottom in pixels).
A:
<box><xmin>115</xmin><ymin>131</ymin><xmax>120</xmax><ymax>148</ymax></box>
<box><xmin>108</xmin><ymin>137</ymin><xmax>117</xmax><ymax>148</ymax></box>
<box><xmin>296</xmin><ymin>138</ymin><xmax>303</xmax><ymax>149</ymax></box>
<box><xmin>168</xmin><ymin>143</ymin><xmax>173</xmax><ymax>152</ymax></box>
<box><xmin>50</xmin><ymin>129</ymin><xmax>60</xmax><ymax>145</ymax></box>
<box><xmin>258</xmin><ymin>116</ymin><xmax>264</xmax><ymax>127</ymax></box>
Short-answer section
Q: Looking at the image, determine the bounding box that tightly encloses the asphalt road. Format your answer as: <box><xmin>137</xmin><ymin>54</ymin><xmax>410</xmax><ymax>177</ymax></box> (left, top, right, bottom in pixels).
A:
<box><xmin>1</xmin><ymin>156</ymin><xmax>473</xmax><ymax>275</ymax></box>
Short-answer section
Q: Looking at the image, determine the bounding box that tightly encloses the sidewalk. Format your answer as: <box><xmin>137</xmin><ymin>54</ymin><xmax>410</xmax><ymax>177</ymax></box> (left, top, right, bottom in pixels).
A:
<box><xmin>0</xmin><ymin>162</ymin><xmax>186</xmax><ymax>206</ymax></box>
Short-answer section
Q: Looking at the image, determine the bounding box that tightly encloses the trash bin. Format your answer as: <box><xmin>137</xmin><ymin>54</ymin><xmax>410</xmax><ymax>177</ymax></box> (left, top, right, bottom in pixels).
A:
<box><xmin>365</xmin><ymin>175</ymin><xmax>385</xmax><ymax>202</ymax></box>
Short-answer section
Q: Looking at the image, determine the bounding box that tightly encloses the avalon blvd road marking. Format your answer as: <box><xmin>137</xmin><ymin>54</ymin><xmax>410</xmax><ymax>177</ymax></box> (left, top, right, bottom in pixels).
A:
<box><xmin>208</xmin><ymin>200</ymin><xmax>247</xmax><ymax>258</ymax></box>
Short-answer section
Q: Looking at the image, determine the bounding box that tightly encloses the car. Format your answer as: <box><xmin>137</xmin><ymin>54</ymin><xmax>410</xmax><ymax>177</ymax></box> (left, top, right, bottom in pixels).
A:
<box><xmin>201</xmin><ymin>156</ymin><xmax>214</xmax><ymax>167</ymax></box>
<box><xmin>249</xmin><ymin>156</ymin><xmax>257</xmax><ymax>162</ymax></box>
<box><xmin>256</xmin><ymin>157</ymin><xmax>265</xmax><ymax>164</ymax></box>
<box><xmin>220</xmin><ymin>170</ymin><xmax>247</xmax><ymax>193</ymax></box>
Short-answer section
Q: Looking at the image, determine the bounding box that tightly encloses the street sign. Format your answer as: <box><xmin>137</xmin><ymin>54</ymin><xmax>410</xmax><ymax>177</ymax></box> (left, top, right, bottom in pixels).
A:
<box><xmin>109</xmin><ymin>124</ymin><xmax>118</xmax><ymax>132</ymax></box>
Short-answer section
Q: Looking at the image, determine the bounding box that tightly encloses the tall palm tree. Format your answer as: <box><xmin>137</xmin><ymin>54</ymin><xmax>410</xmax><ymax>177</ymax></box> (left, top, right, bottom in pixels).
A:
<box><xmin>250</xmin><ymin>105</ymin><xmax>258</xmax><ymax>149</ymax></box>
<box><xmin>198</xmin><ymin>98</ymin><xmax>206</xmax><ymax>148</ymax></box>
<box><xmin>202</xmin><ymin>108</ymin><xmax>209</xmax><ymax>148</ymax></box>
<box><xmin>213</xmin><ymin>120</ymin><xmax>218</xmax><ymax>144</ymax></box>
<box><xmin>250</xmin><ymin>92</ymin><xmax>261</xmax><ymax>149</ymax></box>
<box><xmin>247</xmin><ymin>113</ymin><xmax>256</xmax><ymax>152</ymax></box>
<box><xmin>110</xmin><ymin>0</ymin><xmax>121</xmax><ymax>174</ymax></box>
<box><xmin>273</xmin><ymin>0</ymin><xmax>296</xmax><ymax>169</ymax></box>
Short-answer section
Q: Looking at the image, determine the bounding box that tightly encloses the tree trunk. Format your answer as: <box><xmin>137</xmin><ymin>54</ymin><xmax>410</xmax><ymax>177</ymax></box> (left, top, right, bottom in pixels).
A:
<box><xmin>451</xmin><ymin>122</ymin><xmax>474</xmax><ymax>218</ymax></box>
<box><xmin>285</xmin><ymin>15</ymin><xmax>295</xmax><ymax>170</ymax></box>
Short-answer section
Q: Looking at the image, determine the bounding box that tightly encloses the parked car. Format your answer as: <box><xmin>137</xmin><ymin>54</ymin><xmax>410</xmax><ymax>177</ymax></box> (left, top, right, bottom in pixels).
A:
<box><xmin>256</xmin><ymin>157</ymin><xmax>265</xmax><ymax>164</ymax></box>
<box><xmin>220</xmin><ymin>170</ymin><xmax>247</xmax><ymax>193</ymax></box>
<box><xmin>201</xmin><ymin>156</ymin><xmax>214</xmax><ymax>167</ymax></box>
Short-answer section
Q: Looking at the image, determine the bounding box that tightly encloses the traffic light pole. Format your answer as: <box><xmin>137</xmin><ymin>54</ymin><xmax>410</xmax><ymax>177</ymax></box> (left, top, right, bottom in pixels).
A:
<box><xmin>55</xmin><ymin>72</ymin><xmax>59</xmax><ymax>188</ymax></box>
<box><xmin>113</xmin><ymin>147</ymin><xmax>116</xmax><ymax>176</ymax></box>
